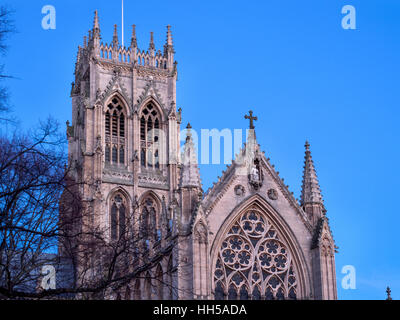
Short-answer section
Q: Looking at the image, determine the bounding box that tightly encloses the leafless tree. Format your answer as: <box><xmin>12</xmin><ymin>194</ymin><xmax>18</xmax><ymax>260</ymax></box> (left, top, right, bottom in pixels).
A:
<box><xmin>0</xmin><ymin>119</ymin><xmax>68</xmax><ymax>298</ymax></box>
<box><xmin>0</xmin><ymin>8</ymin><xmax>189</xmax><ymax>298</ymax></box>
<box><xmin>0</xmin><ymin>119</ymin><xmax>189</xmax><ymax>300</ymax></box>
<box><xmin>0</xmin><ymin>5</ymin><xmax>15</xmax><ymax>121</ymax></box>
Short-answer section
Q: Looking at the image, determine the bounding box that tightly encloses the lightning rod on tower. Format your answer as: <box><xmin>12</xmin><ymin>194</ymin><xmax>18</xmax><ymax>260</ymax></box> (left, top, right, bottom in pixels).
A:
<box><xmin>121</xmin><ymin>0</ymin><xmax>124</xmax><ymax>47</ymax></box>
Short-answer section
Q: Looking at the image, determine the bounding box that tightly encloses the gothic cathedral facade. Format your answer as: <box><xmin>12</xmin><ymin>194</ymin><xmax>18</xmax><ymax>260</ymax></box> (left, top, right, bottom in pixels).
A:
<box><xmin>63</xmin><ymin>11</ymin><xmax>338</xmax><ymax>300</ymax></box>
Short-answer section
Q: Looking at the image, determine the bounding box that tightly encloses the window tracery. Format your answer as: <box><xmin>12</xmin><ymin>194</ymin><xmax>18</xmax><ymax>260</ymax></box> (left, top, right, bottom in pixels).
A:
<box><xmin>213</xmin><ymin>209</ymin><xmax>298</xmax><ymax>300</ymax></box>
<box><xmin>141</xmin><ymin>197</ymin><xmax>161</xmax><ymax>250</ymax></box>
<box><xmin>105</xmin><ymin>97</ymin><xmax>126</xmax><ymax>165</ymax></box>
<box><xmin>140</xmin><ymin>103</ymin><xmax>161</xmax><ymax>170</ymax></box>
<box><xmin>110</xmin><ymin>193</ymin><xmax>127</xmax><ymax>240</ymax></box>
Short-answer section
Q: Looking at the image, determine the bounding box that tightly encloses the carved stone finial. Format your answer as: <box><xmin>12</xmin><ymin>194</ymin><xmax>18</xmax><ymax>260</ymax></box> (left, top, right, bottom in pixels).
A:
<box><xmin>386</xmin><ymin>287</ymin><xmax>393</xmax><ymax>300</ymax></box>
<box><xmin>305</xmin><ymin>140</ymin><xmax>311</xmax><ymax>151</ymax></box>
<box><xmin>166</xmin><ymin>25</ymin><xmax>173</xmax><ymax>48</ymax></box>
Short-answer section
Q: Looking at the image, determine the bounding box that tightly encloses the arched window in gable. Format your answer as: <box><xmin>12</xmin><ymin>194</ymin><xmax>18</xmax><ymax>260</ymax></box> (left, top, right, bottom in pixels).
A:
<box><xmin>110</xmin><ymin>193</ymin><xmax>128</xmax><ymax>240</ymax></box>
<box><xmin>105</xmin><ymin>96</ymin><xmax>126</xmax><ymax>166</ymax></box>
<box><xmin>213</xmin><ymin>208</ymin><xmax>299</xmax><ymax>300</ymax></box>
<box><xmin>140</xmin><ymin>103</ymin><xmax>161</xmax><ymax>170</ymax></box>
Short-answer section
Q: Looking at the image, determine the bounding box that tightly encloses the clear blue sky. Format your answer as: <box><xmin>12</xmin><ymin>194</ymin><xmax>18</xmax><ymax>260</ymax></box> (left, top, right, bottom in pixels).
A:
<box><xmin>2</xmin><ymin>0</ymin><xmax>400</xmax><ymax>300</ymax></box>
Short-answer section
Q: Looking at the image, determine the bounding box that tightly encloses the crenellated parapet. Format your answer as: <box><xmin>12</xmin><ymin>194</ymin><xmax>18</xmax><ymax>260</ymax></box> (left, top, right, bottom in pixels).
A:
<box><xmin>74</xmin><ymin>11</ymin><xmax>175</xmax><ymax>78</ymax></box>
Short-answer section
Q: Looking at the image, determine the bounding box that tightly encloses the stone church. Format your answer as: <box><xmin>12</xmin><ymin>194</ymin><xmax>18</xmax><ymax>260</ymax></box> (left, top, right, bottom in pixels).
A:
<box><xmin>63</xmin><ymin>11</ymin><xmax>338</xmax><ymax>300</ymax></box>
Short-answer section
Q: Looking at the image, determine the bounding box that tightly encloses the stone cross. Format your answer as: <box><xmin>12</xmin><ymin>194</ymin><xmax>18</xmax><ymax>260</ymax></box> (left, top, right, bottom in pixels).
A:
<box><xmin>245</xmin><ymin>110</ymin><xmax>258</xmax><ymax>130</ymax></box>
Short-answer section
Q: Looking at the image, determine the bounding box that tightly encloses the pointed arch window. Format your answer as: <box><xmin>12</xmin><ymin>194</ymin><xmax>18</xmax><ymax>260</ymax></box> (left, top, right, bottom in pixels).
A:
<box><xmin>141</xmin><ymin>197</ymin><xmax>161</xmax><ymax>249</ymax></box>
<box><xmin>140</xmin><ymin>103</ymin><xmax>161</xmax><ymax>170</ymax></box>
<box><xmin>110</xmin><ymin>194</ymin><xmax>127</xmax><ymax>240</ymax></box>
<box><xmin>105</xmin><ymin>97</ymin><xmax>126</xmax><ymax>166</ymax></box>
<box><xmin>213</xmin><ymin>208</ymin><xmax>298</xmax><ymax>300</ymax></box>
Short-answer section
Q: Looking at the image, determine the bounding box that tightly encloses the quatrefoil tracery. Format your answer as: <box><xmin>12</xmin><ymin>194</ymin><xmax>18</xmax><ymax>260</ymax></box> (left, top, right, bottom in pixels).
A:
<box><xmin>214</xmin><ymin>209</ymin><xmax>298</xmax><ymax>300</ymax></box>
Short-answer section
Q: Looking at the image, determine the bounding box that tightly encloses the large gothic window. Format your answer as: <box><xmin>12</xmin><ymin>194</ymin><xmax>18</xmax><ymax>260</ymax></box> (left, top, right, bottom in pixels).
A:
<box><xmin>105</xmin><ymin>97</ymin><xmax>126</xmax><ymax>166</ymax></box>
<box><xmin>213</xmin><ymin>208</ymin><xmax>298</xmax><ymax>300</ymax></box>
<box><xmin>110</xmin><ymin>194</ymin><xmax>127</xmax><ymax>240</ymax></box>
<box><xmin>140</xmin><ymin>103</ymin><xmax>161</xmax><ymax>170</ymax></box>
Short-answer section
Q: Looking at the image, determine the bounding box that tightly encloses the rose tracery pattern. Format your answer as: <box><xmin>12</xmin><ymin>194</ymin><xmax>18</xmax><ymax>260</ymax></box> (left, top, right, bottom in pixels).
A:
<box><xmin>214</xmin><ymin>209</ymin><xmax>298</xmax><ymax>300</ymax></box>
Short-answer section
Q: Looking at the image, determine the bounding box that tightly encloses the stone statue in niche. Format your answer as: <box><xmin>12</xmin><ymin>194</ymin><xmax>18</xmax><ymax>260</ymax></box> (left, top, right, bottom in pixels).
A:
<box><xmin>251</xmin><ymin>166</ymin><xmax>260</xmax><ymax>182</ymax></box>
<box><xmin>249</xmin><ymin>158</ymin><xmax>263</xmax><ymax>191</ymax></box>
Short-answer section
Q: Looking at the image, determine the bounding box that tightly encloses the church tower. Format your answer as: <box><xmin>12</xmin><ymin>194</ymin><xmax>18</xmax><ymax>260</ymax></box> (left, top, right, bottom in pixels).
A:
<box><xmin>64</xmin><ymin>11</ymin><xmax>189</xmax><ymax>299</ymax></box>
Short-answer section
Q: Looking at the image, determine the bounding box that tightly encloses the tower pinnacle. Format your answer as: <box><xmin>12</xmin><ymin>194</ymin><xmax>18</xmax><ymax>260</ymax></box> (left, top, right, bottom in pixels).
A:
<box><xmin>149</xmin><ymin>31</ymin><xmax>155</xmax><ymax>51</ymax></box>
<box><xmin>131</xmin><ymin>25</ymin><xmax>137</xmax><ymax>48</ymax></box>
<box><xmin>163</xmin><ymin>25</ymin><xmax>175</xmax><ymax>70</ymax></box>
<box><xmin>93</xmin><ymin>10</ymin><xmax>100</xmax><ymax>31</ymax></box>
<box><xmin>112</xmin><ymin>24</ymin><xmax>119</xmax><ymax>47</ymax></box>
<box><xmin>181</xmin><ymin>125</ymin><xmax>201</xmax><ymax>189</ymax></box>
<box><xmin>166</xmin><ymin>25</ymin><xmax>173</xmax><ymax>47</ymax></box>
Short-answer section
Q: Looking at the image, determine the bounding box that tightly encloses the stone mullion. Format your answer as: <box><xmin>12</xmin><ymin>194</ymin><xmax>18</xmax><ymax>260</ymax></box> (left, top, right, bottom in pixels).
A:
<box><xmin>117</xmin><ymin>114</ymin><xmax>120</xmax><ymax>165</ymax></box>
<box><xmin>194</xmin><ymin>240</ymin><xmax>201</xmax><ymax>297</ymax></box>
<box><xmin>331</xmin><ymin>253</ymin><xmax>337</xmax><ymax>299</ymax></box>
<box><xmin>145</xmin><ymin>118</ymin><xmax>148</xmax><ymax>169</ymax></box>
<box><xmin>326</xmin><ymin>252</ymin><xmax>331</xmax><ymax>300</ymax></box>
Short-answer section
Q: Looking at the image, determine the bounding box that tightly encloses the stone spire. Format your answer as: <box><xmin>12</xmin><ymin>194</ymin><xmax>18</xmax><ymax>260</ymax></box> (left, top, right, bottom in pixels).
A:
<box><xmin>130</xmin><ymin>24</ymin><xmax>137</xmax><ymax>48</ymax></box>
<box><xmin>180</xmin><ymin>124</ymin><xmax>201</xmax><ymax>189</ymax></box>
<box><xmin>300</xmin><ymin>141</ymin><xmax>326</xmax><ymax>224</ymax></box>
<box><xmin>301</xmin><ymin>141</ymin><xmax>324</xmax><ymax>206</ymax></box>
<box><xmin>112</xmin><ymin>24</ymin><xmax>119</xmax><ymax>47</ymax></box>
